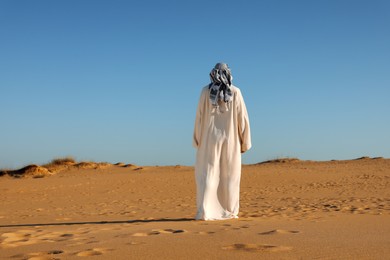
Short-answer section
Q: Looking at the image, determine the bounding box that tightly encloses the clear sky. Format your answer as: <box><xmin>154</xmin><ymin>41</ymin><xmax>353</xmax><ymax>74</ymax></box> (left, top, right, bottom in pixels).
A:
<box><xmin>1</xmin><ymin>0</ymin><xmax>389</xmax><ymax>168</ymax></box>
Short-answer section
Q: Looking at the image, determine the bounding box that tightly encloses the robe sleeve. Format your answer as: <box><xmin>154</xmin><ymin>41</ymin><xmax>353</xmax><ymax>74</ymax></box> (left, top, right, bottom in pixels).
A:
<box><xmin>236</xmin><ymin>88</ymin><xmax>252</xmax><ymax>153</ymax></box>
<box><xmin>193</xmin><ymin>88</ymin><xmax>206</xmax><ymax>148</ymax></box>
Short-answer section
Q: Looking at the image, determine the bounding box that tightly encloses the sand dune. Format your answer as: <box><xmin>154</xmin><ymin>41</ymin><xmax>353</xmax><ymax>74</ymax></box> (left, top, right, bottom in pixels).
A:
<box><xmin>0</xmin><ymin>157</ymin><xmax>389</xmax><ymax>259</ymax></box>
<box><xmin>1</xmin><ymin>165</ymin><xmax>53</xmax><ymax>178</ymax></box>
<box><xmin>0</xmin><ymin>158</ymin><xmax>144</xmax><ymax>178</ymax></box>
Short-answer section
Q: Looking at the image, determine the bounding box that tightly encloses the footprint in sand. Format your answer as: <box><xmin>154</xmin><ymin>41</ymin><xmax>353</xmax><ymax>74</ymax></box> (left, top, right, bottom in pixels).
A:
<box><xmin>258</xmin><ymin>229</ymin><xmax>300</xmax><ymax>235</ymax></box>
<box><xmin>75</xmin><ymin>248</ymin><xmax>113</xmax><ymax>257</ymax></box>
<box><xmin>114</xmin><ymin>233</ymin><xmax>133</xmax><ymax>238</ymax></box>
<box><xmin>196</xmin><ymin>231</ymin><xmax>215</xmax><ymax>235</ymax></box>
<box><xmin>11</xmin><ymin>250</ymin><xmax>64</xmax><ymax>260</ymax></box>
<box><xmin>132</xmin><ymin>229</ymin><xmax>186</xmax><ymax>236</ymax></box>
<box><xmin>1</xmin><ymin>231</ymin><xmax>36</xmax><ymax>248</ymax></box>
<box><xmin>222</xmin><ymin>243</ymin><xmax>292</xmax><ymax>252</ymax></box>
<box><xmin>126</xmin><ymin>241</ymin><xmax>146</xmax><ymax>246</ymax></box>
<box><xmin>232</xmin><ymin>225</ymin><xmax>250</xmax><ymax>230</ymax></box>
<box><xmin>1</xmin><ymin>229</ymin><xmax>76</xmax><ymax>248</ymax></box>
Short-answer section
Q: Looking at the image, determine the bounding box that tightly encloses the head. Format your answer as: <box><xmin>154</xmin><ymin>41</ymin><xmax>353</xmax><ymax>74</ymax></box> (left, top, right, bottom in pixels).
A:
<box><xmin>210</xmin><ymin>62</ymin><xmax>232</xmax><ymax>86</ymax></box>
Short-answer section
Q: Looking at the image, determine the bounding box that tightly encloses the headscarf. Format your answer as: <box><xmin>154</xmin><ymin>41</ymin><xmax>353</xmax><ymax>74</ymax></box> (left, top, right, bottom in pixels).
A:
<box><xmin>209</xmin><ymin>63</ymin><xmax>233</xmax><ymax>108</ymax></box>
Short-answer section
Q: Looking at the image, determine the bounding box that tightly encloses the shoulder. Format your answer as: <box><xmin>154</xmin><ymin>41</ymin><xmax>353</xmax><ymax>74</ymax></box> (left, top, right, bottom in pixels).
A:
<box><xmin>196</xmin><ymin>85</ymin><xmax>210</xmax><ymax>103</ymax></box>
<box><xmin>230</xmin><ymin>85</ymin><xmax>243</xmax><ymax>96</ymax></box>
<box><xmin>199</xmin><ymin>85</ymin><xmax>210</xmax><ymax>96</ymax></box>
<box><xmin>202</xmin><ymin>84</ymin><xmax>210</xmax><ymax>92</ymax></box>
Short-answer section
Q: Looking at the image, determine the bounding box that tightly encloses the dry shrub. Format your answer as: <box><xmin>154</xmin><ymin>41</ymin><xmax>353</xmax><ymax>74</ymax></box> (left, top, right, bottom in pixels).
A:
<box><xmin>123</xmin><ymin>164</ymin><xmax>137</xmax><ymax>168</ymax></box>
<box><xmin>43</xmin><ymin>157</ymin><xmax>76</xmax><ymax>173</ymax></box>
<box><xmin>74</xmin><ymin>162</ymin><xmax>112</xmax><ymax>170</ymax></box>
<box><xmin>8</xmin><ymin>165</ymin><xmax>53</xmax><ymax>178</ymax></box>
<box><xmin>115</xmin><ymin>162</ymin><xmax>125</xmax><ymax>167</ymax></box>
<box><xmin>0</xmin><ymin>169</ymin><xmax>8</xmax><ymax>177</ymax></box>
<box><xmin>45</xmin><ymin>157</ymin><xmax>76</xmax><ymax>166</ymax></box>
<box><xmin>75</xmin><ymin>162</ymin><xmax>98</xmax><ymax>169</ymax></box>
<box><xmin>97</xmin><ymin>162</ymin><xmax>112</xmax><ymax>169</ymax></box>
<box><xmin>259</xmin><ymin>158</ymin><xmax>300</xmax><ymax>164</ymax></box>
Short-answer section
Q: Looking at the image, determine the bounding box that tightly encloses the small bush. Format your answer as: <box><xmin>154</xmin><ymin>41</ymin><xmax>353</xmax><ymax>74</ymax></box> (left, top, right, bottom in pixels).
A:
<box><xmin>50</xmin><ymin>157</ymin><xmax>76</xmax><ymax>165</ymax></box>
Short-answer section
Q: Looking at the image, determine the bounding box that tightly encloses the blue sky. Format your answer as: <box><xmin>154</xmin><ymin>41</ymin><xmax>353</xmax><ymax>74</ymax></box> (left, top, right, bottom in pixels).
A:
<box><xmin>1</xmin><ymin>0</ymin><xmax>389</xmax><ymax>168</ymax></box>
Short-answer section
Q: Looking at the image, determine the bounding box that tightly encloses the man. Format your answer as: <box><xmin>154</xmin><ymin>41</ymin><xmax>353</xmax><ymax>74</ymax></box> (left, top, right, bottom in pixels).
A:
<box><xmin>193</xmin><ymin>62</ymin><xmax>251</xmax><ymax>220</ymax></box>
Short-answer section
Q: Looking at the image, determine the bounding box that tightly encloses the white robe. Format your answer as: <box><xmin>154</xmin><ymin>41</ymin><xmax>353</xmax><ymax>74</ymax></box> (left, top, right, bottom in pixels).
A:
<box><xmin>193</xmin><ymin>85</ymin><xmax>251</xmax><ymax>220</ymax></box>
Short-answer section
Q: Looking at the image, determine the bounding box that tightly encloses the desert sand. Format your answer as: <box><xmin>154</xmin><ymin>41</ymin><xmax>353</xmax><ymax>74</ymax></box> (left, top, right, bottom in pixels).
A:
<box><xmin>0</xmin><ymin>157</ymin><xmax>389</xmax><ymax>259</ymax></box>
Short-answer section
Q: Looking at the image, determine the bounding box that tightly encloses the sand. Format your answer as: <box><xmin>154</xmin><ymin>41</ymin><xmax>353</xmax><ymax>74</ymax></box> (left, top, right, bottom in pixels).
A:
<box><xmin>0</xmin><ymin>157</ymin><xmax>389</xmax><ymax>259</ymax></box>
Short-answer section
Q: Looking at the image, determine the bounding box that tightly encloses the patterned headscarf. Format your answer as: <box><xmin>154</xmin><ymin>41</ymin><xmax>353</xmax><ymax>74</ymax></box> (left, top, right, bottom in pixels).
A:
<box><xmin>209</xmin><ymin>63</ymin><xmax>233</xmax><ymax>108</ymax></box>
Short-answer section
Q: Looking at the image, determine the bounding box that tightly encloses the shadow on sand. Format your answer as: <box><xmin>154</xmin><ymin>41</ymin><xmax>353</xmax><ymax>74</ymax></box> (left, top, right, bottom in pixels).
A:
<box><xmin>0</xmin><ymin>218</ymin><xmax>195</xmax><ymax>228</ymax></box>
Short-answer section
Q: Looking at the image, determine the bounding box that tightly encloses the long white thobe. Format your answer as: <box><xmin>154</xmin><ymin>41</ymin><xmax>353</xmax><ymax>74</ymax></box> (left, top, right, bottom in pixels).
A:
<box><xmin>193</xmin><ymin>85</ymin><xmax>251</xmax><ymax>220</ymax></box>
